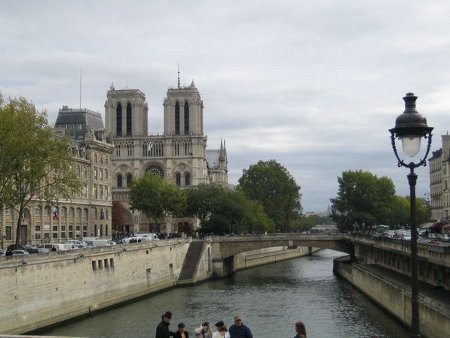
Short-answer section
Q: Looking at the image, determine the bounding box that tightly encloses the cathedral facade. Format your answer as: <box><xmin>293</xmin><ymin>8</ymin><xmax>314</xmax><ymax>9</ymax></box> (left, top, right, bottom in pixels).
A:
<box><xmin>105</xmin><ymin>80</ymin><xmax>228</xmax><ymax>234</ymax></box>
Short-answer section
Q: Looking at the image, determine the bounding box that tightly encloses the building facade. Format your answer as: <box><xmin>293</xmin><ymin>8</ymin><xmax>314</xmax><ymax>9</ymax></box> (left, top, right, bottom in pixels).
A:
<box><xmin>0</xmin><ymin>107</ymin><xmax>114</xmax><ymax>249</ymax></box>
<box><xmin>105</xmin><ymin>81</ymin><xmax>228</xmax><ymax>234</ymax></box>
<box><xmin>429</xmin><ymin>134</ymin><xmax>450</xmax><ymax>221</ymax></box>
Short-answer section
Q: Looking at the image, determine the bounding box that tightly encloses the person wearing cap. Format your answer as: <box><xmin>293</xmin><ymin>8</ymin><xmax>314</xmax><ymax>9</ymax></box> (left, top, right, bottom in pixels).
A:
<box><xmin>194</xmin><ymin>322</ymin><xmax>213</xmax><ymax>338</ymax></box>
<box><xmin>228</xmin><ymin>316</ymin><xmax>253</xmax><ymax>338</ymax></box>
<box><xmin>212</xmin><ymin>321</ymin><xmax>230</xmax><ymax>338</ymax></box>
<box><xmin>155</xmin><ymin>311</ymin><xmax>175</xmax><ymax>338</ymax></box>
<box><xmin>173</xmin><ymin>322</ymin><xmax>190</xmax><ymax>338</ymax></box>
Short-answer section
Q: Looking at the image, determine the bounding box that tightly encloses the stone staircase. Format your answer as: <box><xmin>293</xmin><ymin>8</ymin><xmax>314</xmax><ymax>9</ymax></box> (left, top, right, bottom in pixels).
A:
<box><xmin>178</xmin><ymin>240</ymin><xmax>205</xmax><ymax>284</ymax></box>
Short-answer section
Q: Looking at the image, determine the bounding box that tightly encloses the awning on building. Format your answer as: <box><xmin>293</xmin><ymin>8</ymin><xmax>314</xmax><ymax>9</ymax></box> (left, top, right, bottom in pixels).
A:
<box><xmin>419</xmin><ymin>222</ymin><xmax>435</xmax><ymax>229</ymax></box>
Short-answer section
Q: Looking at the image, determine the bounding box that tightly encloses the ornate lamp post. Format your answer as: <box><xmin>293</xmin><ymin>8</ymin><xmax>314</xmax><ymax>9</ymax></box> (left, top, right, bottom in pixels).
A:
<box><xmin>389</xmin><ymin>92</ymin><xmax>433</xmax><ymax>337</ymax></box>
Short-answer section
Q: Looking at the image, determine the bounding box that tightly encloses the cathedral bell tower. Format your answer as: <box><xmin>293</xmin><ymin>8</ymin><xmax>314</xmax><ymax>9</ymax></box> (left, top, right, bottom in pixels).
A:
<box><xmin>163</xmin><ymin>80</ymin><xmax>203</xmax><ymax>136</ymax></box>
<box><xmin>104</xmin><ymin>84</ymin><xmax>148</xmax><ymax>138</ymax></box>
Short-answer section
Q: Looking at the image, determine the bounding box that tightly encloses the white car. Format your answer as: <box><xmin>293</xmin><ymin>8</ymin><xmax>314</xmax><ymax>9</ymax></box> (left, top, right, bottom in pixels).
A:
<box><xmin>65</xmin><ymin>240</ymin><xmax>87</xmax><ymax>249</ymax></box>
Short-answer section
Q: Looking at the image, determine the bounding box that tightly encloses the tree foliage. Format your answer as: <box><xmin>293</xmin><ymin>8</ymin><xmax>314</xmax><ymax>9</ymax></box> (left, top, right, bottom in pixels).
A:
<box><xmin>238</xmin><ymin>160</ymin><xmax>302</xmax><ymax>232</ymax></box>
<box><xmin>0</xmin><ymin>96</ymin><xmax>81</xmax><ymax>246</ymax></box>
<box><xmin>185</xmin><ymin>184</ymin><xmax>275</xmax><ymax>234</ymax></box>
<box><xmin>128</xmin><ymin>173</ymin><xmax>186</xmax><ymax>223</ymax></box>
<box><xmin>185</xmin><ymin>184</ymin><xmax>242</xmax><ymax>234</ymax></box>
<box><xmin>293</xmin><ymin>214</ymin><xmax>335</xmax><ymax>232</ymax></box>
<box><xmin>330</xmin><ymin>170</ymin><xmax>395</xmax><ymax>231</ymax></box>
<box><xmin>387</xmin><ymin>196</ymin><xmax>429</xmax><ymax>227</ymax></box>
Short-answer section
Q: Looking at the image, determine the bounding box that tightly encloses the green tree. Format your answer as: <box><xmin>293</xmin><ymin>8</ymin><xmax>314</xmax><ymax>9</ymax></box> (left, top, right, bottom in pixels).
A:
<box><xmin>185</xmin><ymin>184</ymin><xmax>223</xmax><ymax>224</ymax></box>
<box><xmin>238</xmin><ymin>160</ymin><xmax>302</xmax><ymax>232</ymax></box>
<box><xmin>185</xmin><ymin>184</ymin><xmax>275</xmax><ymax>234</ymax></box>
<box><xmin>128</xmin><ymin>173</ymin><xmax>186</xmax><ymax>223</ymax></box>
<box><xmin>388</xmin><ymin>196</ymin><xmax>429</xmax><ymax>227</ymax></box>
<box><xmin>238</xmin><ymin>196</ymin><xmax>276</xmax><ymax>234</ymax></box>
<box><xmin>185</xmin><ymin>184</ymin><xmax>242</xmax><ymax>234</ymax></box>
<box><xmin>330</xmin><ymin>170</ymin><xmax>395</xmax><ymax>231</ymax></box>
<box><xmin>0</xmin><ymin>96</ymin><xmax>81</xmax><ymax>246</ymax></box>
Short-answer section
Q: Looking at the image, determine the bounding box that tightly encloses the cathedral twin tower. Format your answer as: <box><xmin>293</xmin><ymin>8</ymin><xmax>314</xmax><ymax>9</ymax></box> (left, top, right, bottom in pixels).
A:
<box><xmin>105</xmin><ymin>80</ymin><xmax>228</xmax><ymax>233</ymax></box>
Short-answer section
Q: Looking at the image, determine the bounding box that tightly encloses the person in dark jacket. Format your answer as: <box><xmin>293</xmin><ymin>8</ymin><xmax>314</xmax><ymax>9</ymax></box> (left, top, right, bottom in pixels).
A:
<box><xmin>228</xmin><ymin>316</ymin><xmax>253</xmax><ymax>338</ymax></box>
<box><xmin>155</xmin><ymin>311</ymin><xmax>175</xmax><ymax>338</ymax></box>
<box><xmin>173</xmin><ymin>322</ymin><xmax>189</xmax><ymax>338</ymax></box>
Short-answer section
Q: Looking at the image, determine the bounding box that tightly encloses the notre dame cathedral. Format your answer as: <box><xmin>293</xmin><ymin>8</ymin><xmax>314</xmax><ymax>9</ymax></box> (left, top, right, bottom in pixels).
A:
<box><xmin>105</xmin><ymin>79</ymin><xmax>228</xmax><ymax>234</ymax></box>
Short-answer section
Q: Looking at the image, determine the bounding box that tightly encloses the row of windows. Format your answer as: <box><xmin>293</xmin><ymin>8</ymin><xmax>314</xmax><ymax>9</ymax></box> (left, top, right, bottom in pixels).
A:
<box><xmin>117</xmin><ymin>173</ymin><xmax>133</xmax><ymax>188</ymax></box>
<box><xmin>2</xmin><ymin>207</ymin><xmax>108</xmax><ymax>222</ymax></box>
<box><xmin>1</xmin><ymin>223</ymin><xmax>109</xmax><ymax>242</ymax></box>
<box><xmin>34</xmin><ymin>206</ymin><xmax>88</xmax><ymax>220</ymax></box>
<box><xmin>93</xmin><ymin>167</ymin><xmax>109</xmax><ymax>181</ymax></box>
<box><xmin>175</xmin><ymin>172</ymin><xmax>191</xmax><ymax>186</ymax></box>
<box><xmin>92</xmin><ymin>185</ymin><xmax>110</xmax><ymax>201</ymax></box>
<box><xmin>70</xmin><ymin>164</ymin><xmax>109</xmax><ymax>182</ymax></box>
<box><xmin>116</xmin><ymin>103</ymin><xmax>132</xmax><ymax>136</ymax></box>
<box><xmin>116</xmin><ymin>170</ymin><xmax>189</xmax><ymax>187</ymax></box>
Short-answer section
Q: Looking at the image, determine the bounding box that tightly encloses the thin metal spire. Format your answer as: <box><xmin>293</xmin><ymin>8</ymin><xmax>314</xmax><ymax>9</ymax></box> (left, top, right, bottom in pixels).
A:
<box><xmin>79</xmin><ymin>69</ymin><xmax>82</xmax><ymax>109</ymax></box>
<box><xmin>177</xmin><ymin>60</ymin><xmax>181</xmax><ymax>89</ymax></box>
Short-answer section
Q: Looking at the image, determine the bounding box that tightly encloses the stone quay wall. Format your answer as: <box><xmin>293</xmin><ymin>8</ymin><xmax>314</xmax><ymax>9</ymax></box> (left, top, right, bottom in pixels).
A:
<box><xmin>0</xmin><ymin>239</ymin><xmax>190</xmax><ymax>335</ymax></box>
<box><xmin>233</xmin><ymin>246</ymin><xmax>316</xmax><ymax>271</ymax></box>
<box><xmin>334</xmin><ymin>257</ymin><xmax>450</xmax><ymax>338</ymax></box>
<box><xmin>0</xmin><ymin>240</ymin><xmax>310</xmax><ymax>335</ymax></box>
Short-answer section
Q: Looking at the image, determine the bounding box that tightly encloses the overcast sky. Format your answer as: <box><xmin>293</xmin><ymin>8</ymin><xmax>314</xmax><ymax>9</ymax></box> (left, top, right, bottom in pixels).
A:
<box><xmin>1</xmin><ymin>1</ymin><xmax>449</xmax><ymax>212</ymax></box>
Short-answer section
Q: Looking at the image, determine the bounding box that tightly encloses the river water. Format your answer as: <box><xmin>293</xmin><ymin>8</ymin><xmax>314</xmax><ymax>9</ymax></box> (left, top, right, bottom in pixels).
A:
<box><xmin>41</xmin><ymin>249</ymin><xmax>410</xmax><ymax>338</ymax></box>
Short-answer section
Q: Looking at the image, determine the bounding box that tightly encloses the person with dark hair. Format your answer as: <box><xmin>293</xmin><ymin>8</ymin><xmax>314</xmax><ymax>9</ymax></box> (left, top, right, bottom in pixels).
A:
<box><xmin>173</xmin><ymin>322</ymin><xmax>189</xmax><ymax>338</ymax></box>
<box><xmin>155</xmin><ymin>311</ymin><xmax>175</xmax><ymax>338</ymax></box>
<box><xmin>212</xmin><ymin>321</ymin><xmax>230</xmax><ymax>338</ymax></box>
<box><xmin>229</xmin><ymin>316</ymin><xmax>253</xmax><ymax>338</ymax></box>
<box><xmin>294</xmin><ymin>321</ymin><xmax>307</xmax><ymax>338</ymax></box>
<box><xmin>194</xmin><ymin>322</ymin><xmax>213</xmax><ymax>338</ymax></box>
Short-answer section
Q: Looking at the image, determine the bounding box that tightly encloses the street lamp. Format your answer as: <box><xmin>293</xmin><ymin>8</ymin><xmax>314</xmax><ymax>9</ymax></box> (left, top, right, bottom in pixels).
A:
<box><xmin>389</xmin><ymin>92</ymin><xmax>433</xmax><ymax>337</ymax></box>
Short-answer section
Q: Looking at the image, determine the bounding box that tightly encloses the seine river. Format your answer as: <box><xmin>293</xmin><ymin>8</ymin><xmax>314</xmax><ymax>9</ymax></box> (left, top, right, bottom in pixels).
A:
<box><xmin>42</xmin><ymin>249</ymin><xmax>410</xmax><ymax>338</ymax></box>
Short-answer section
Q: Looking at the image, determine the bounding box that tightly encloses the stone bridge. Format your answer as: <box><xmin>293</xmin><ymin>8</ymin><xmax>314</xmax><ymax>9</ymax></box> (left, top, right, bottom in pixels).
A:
<box><xmin>209</xmin><ymin>233</ymin><xmax>353</xmax><ymax>260</ymax></box>
<box><xmin>208</xmin><ymin>234</ymin><xmax>450</xmax><ymax>291</ymax></box>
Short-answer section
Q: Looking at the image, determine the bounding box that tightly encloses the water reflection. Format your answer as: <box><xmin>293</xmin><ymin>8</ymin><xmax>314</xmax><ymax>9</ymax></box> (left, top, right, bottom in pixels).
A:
<box><xmin>42</xmin><ymin>250</ymin><xmax>409</xmax><ymax>338</ymax></box>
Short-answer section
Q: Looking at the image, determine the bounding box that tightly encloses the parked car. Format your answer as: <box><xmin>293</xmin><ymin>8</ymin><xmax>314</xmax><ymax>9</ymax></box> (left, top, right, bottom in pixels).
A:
<box><xmin>64</xmin><ymin>240</ymin><xmax>87</xmax><ymax>249</ymax></box>
<box><xmin>0</xmin><ymin>249</ymin><xmax>5</xmax><ymax>256</ymax></box>
<box><xmin>22</xmin><ymin>245</ymin><xmax>40</xmax><ymax>254</ymax></box>
<box><xmin>11</xmin><ymin>249</ymin><xmax>30</xmax><ymax>256</ymax></box>
<box><xmin>38</xmin><ymin>243</ymin><xmax>66</xmax><ymax>252</ymax></box>
<box><xmin>6</xmin><ymin>244</ymin><xmax>39</xmax><ymax>254</ymax></box>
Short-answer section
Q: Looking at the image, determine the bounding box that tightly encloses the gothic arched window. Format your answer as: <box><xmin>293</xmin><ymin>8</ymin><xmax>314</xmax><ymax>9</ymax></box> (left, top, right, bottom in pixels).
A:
<box><xmin>116</xmin><ymin>103</ymin><xmax>122</xmax><ymax>136</ymax></box>
<box><xmin>184</xmin><ymin>101</ymin><xmax>189</xmax><ymax>135</ymax></box>
<box><xmin>126</xmin><ymin>102</ymin><xmax>132</xmax><ymax>136</ymax></box>
<box><xmin>117</xmin><ymin>174</ymin><xmax>123</xmax><ymax>188</ymax></box>
<box><xmin>176</xmin><ymin>173</ymin><xmax>181</xmax><ymax>186</ymax></box>
<box><xmin>126</xmin><ymin>173</ymin><xmax>133</xmax><ymax>187</ymax></box>
<box><xmin>175</xmin><ymin>101</ymin><xmax>180</xmax><ymax>135</ymax></box>
<box><xmin>185</xmin><ymin>172</ymin><xmax>191</xmax><ymax>186</ymax></box>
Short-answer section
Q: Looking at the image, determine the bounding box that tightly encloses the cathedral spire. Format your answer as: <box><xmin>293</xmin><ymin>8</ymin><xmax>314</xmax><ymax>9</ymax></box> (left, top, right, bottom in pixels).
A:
<box><xmin>177</xmin><ymin>60</ymin><xmax>181</xmax><ymax>89</ymax></box>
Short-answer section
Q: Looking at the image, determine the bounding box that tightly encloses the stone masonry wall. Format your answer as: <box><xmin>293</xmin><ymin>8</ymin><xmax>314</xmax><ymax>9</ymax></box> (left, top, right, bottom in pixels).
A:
<box><xmin>334</xmin><ymin>258</ymin><xmax>450</xmax><ymax>338</ymax></box>
<box><xmin>0</xmin><ymin>239</ymin><xmax>190</xmax><ymax>335</ymax></box>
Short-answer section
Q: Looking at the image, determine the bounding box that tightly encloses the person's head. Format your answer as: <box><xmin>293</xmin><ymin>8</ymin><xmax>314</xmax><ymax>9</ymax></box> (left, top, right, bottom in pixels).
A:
<box><xmin>233</xmin><ymin>316</ymin><xmax>242</xmax><ymax>327</ymax></box>
<box><xmin>162</xmin><ymin>311</ymin><xmax>172</xmax><ymax>323</ymax></box>
<box><xmin>177</xmin><ymin>322</ymin><xmax>185</xmax><ymax>332</ymax></box>
<box><xmin>202</xmin><ymin>322</ymin><xmax>210</xmax><ymax>332</ymax></box>
<box><xmin>295</xmin><ymin>321</ymin><xmax>306</xmax><ymax>337</ymax></box>
<box><xmin>215</xmin><ymin>321</ymin><xmax>227</xmax><ymax>332</ymax></box>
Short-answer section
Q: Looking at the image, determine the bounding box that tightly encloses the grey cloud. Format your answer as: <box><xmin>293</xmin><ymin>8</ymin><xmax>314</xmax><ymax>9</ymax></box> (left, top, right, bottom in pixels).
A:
<box><xmin>1</xmin><ymin>0</ymin><xmax>448</xmax><ymax>210</ymax></box>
